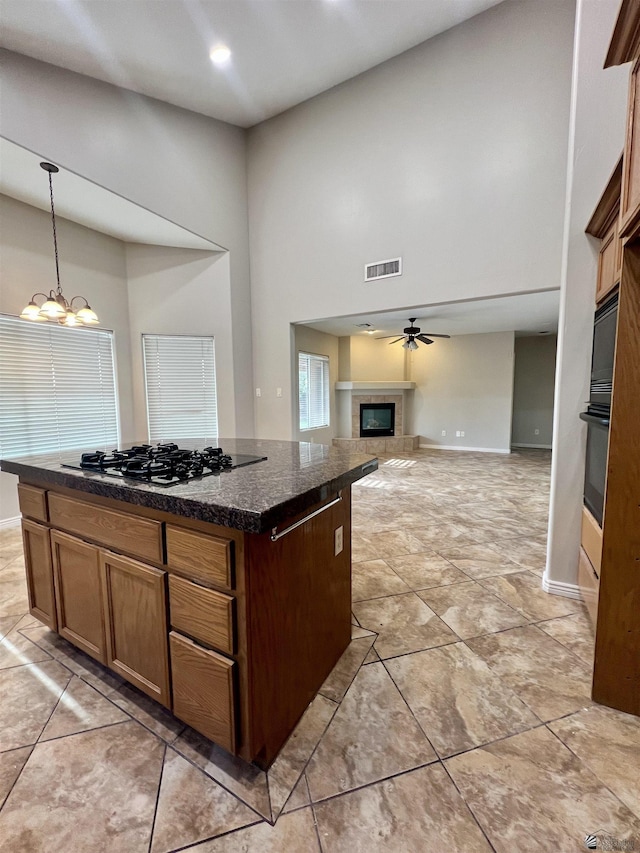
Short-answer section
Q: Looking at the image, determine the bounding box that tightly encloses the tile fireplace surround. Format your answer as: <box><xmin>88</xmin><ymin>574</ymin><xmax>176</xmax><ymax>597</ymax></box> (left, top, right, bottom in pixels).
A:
<box><xmin>333</xmin><ymin>381</ymin><xmax>419</xmax><ymax>453</ymax></box>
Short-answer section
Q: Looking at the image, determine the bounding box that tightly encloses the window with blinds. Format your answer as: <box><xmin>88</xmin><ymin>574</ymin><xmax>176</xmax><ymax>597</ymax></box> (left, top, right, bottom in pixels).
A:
<box><xmin>298</xmin><ymin>352</ymin><xmax>330</xmax><ymax>430</ymax></box>
<box><xmin>0</xmin><ymin>316</ymin><xmax>119</xmax><ymax>458</ymax></box>
<box><xmin>143</xmin><ymin>335</ymin><xmax>218</xmax><ymax>441</ymax></box>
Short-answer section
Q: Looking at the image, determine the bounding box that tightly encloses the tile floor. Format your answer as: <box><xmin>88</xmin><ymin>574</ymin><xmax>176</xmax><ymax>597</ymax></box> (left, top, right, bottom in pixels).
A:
<box><xmin>1</xmin><ymin>448</ymin><xmax>639</xmax><ymax>852</ymax></box>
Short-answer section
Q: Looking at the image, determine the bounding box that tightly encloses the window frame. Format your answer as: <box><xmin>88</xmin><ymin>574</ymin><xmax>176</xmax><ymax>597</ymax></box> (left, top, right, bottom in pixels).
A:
<box><xmin>298</xmin><ymin>351</ymin><xmax>330</xmax><ymax>432</ymax></box>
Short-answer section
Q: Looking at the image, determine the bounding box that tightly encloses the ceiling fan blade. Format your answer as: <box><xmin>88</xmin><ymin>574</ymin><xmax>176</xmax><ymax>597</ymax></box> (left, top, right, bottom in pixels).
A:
<box><xmin>420</xmin><ymin>333</ymin><xmax>451</xmax><ymax>338</ymax></box>
<box><xmin>416</xmin><ymin>334</ymin><xmax>434</xmax><ymax>345</ymax></box>
<box><xmin>375</xmin><ymin>334</ymin><xmax>405</xmax><ymax>340</ymax></box>
<box><xmin>387</xmin><ymin>337</ymin><xmax>406</xmax><ymax>345</ymax></box>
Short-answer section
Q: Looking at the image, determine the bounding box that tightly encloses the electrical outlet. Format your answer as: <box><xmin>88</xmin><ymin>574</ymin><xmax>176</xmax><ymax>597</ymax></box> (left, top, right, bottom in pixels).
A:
<box><xmin>456</xmin><ymin>431</ymin><xmax>461</xmax><ymax>437</ymax></box>
<box><xmin>441</xmin><ymin>430</ymin><xmax>446</xmax><ymax>436</ymax></box>
<box><xmin>277</xmin><ymin>387</ymin><xmax>282</xmax><ymax>398</ymax></box>
<box><xmin>534</xmin><ymin>428</ymin><xmax>540</xmax><ymax>435</ymax></box>
<box><xmin>334</xmin><ymin>526</ymin><xmax>344</xmax><ymax>556</ymax></box>
<box><xmin>256</xmin><ymin>388</ymin><xmax>261</xmax><ymax>397</ymax></box>
<box><xmin>460</xmin><ymin>431</ymin><xmax>465</xmax><ymax>437</ymax></box>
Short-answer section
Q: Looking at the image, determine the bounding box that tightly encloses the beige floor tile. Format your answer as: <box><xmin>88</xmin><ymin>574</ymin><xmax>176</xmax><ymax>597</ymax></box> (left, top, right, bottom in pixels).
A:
<box><xmin>150</xmin><ymin>748</ymin><xmax>258</xmax><ymax>853</ymax></box>
<box><xmin>0</xmin><ymin>575</ymin><xmax>29</xmax><ymax>618</ymax></box>
<box><xmin>418</xmin><ymin>581</ymin><xmax>528</xmax><ymax>639</ymax></box>
<box><xmin>267</xmin><ymin>693</ymin><xmax>337</xmax><ymax>819</ymax></box>
<box><xmin>173</xmin><ymin>727</ymin><xmax>271</xmax><ymax>819</ymax></box>
<box><xmin>39</xmin><ymin>675</ymin><xmax>129</xmax><ymax>741</ymax></box>
<box><xmin>446</xmin><ymin>726</ymin><xmax>640</xmax><ymax>853</ymax></box>
<box><xmin>0</xmin><ymin>721</ymin><xmax>164</xmax><ymax>853</ymax></box>
<box><xmin>351</xmin><ymin>530</ymin><xmax>428</xmax><ymax>562</ymax></box>
<box><xmin>549</xmin><ymin>705</ymin><xmax>640</xmax><ymax>817</ymax></box>
<box><xmin>488</xmin><ymin>536</ymin><xmax>548</xmax><ymax>573</ymax></box>
<box><xmin>351</xmin><ymin>559</ymin><xmax>411</xmax><ymax>601</ymax></box>
<box><xmin>178</xmin><ymin>808</ymin><xmax>321</xmax><ymax>852</ymax></box>
<box><xmin>467</xmin><ymin>626</ymin><xmax>592</xmax><ymax>721</ymax></box>
<box><xmin>353</xmin><ymin>592</ymin><xmax>457</xmax><ymax>659</ymax></box>
<box><xmin>385</xmin><ymin>551</ymin><xmax>469</xmax><ymax>589</ymax></box>
<box><xmin>0</xmin><ymin>626</ymin><xmax>52</xmax><ymax>670</ymax></box>
<box><xmin>386</xmin><ymin>643</ymin><xmax>538</xmax><ymax>757</ymax></box>
<box><xmin>405</xmin><ymin>522</ymin><xmax>477</xmax><ymax>551</ymax></box>
<box><xmin>0</xmin><ymin>531</ymin><xmax>25</xmax><ymax>569</ymax></box>
<box><xmin>538</xmin><ymin>612</ymin><xmax>595</xmax><ymax>665</ymax></box>
<box><xmin>0</xmin><ymin>746</ymin><xmax>32</xmax><ymax>808</ymax></box>
<box><xmin>0</xmin><ymin>615</ymin><xmax>21</xmax><ymax>639</ymax></box>
<box><xmin>0</xmin><ymin>659</ymin><xmax>72</xmax><ymax>751</ymax></box>
<box><xmin>314</xmin><ymin>763</ymin><xmax>493</xmax><ymax>853</ymax></box>
<box><xmin>479</xmin><ymin>570</ymin><xmax>582</xmax><ymax>621</ymax></box>
<box><xmin>319</xmin><ymin>634</ymin><xmax>374</xmax><ymax>703</ymax></box>
<box><xmin>306</xmin><ymin>662</ymin><xmax>436</xmax><ymax>802</ymax></box>
<box><xmin>0</xmin><ymin>556</ymin><xmax>27</xmax><ymax>583</ymax></box>
<box><xmin>105</xmin><ymin>681</ymin><xmax>185</xmax><ymax>743</ymax></box>
<box><xmin>282</xmin><ymin>772</ymin><xmax>311</xmax><ymax>813</ymax></box>
<box><xmin>362</xmin><ymin>646</ymin><xmax>379</xmax><ymax>664</ymax></box>
<box><xmin>435</xmin><ymin>543</ymin><xmax>522</xmax><ymax>579</ymax></box>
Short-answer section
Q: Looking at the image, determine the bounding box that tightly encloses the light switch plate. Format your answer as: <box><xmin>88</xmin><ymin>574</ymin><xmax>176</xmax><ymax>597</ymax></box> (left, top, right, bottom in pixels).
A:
<box><xmin>334</xmin><ymin>526</ymin><xmax>344</xmax><ymax>556</ymax></box>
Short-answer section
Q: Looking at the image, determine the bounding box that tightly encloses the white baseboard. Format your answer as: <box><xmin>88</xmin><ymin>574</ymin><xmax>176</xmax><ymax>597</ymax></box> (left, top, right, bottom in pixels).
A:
<box><xmin>0</xmin><ymin>515</ymin><xmax>20</xmax><ymax>530</ymax></box>
<box><xmin>419</xmin><ymin>443</ymin><xmax>511</xmax><ymax>454</ymax></box>
<box><xmin>512</xmin><ymin>443</ymin><xmax>552</xmax><ymax>450</ymax></box>
<box><xmin>542</xmin><ymin>576</ymin><xmax>582</xmax><ymax>600</ymax></box>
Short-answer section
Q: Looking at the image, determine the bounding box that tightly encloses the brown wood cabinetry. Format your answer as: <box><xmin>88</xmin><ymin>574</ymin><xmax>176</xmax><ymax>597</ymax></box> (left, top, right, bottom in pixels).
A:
<box><xmin>17</xmin><ymin>484</ymin><xmax>48</xmax><ymax>523</ymax></box>
<box><xmin>12</xmin><ymin>477</ymin><xmax>352</xmax><ymax>766</ymax></box>
<box><xmin>101</xmin><ymin>550</ymin><xmax>170</xmax><ymax>708</ymax></box>
<box><xmin>22</xmin><ymin>519</ymin><xmax>56</xmax><ymax>630</ymax></box>
<box><xmin>170</xmin><ymin>631</ymin><xmax>236</xmax><ymax>753</ymax></box>
<box><xmin>51</xmin><ymin>531</ymin><xmax>106</xmax><ymax>664</ymax></box>
<box><xmin>587</xmin><ymin>156</ymin><xmax>623</xmax><ymax>304</ymax></box>
<box><xmin>620</xmin><ymin>58</ymin><xmax>640</xmax><ymax>237</ymax></box>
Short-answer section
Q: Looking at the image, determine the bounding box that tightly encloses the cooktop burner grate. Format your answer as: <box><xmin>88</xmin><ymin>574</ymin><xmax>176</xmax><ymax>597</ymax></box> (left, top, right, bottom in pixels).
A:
<box><xmin>63</xmin><ymin>443</ymin><xmax>267</xmax><ymax>486</ymax></box>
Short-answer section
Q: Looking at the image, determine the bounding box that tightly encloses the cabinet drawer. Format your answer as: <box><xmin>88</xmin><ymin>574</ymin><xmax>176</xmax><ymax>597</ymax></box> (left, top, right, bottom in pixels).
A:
<box><xmin>48</xmin><ymin>493</ymin><xmax>162</xmax><ymax>563</ymax></box>
<box><xmin>169</xmin><ymin>575</ymin><xmax>234</xmax><ymax>655</ymax></box>
<box><xmin>18</xmin><ymin>484</ymin><xmax>48</xmax><ymax>522</ymax></box>
<box><xmin>578</xmin><ymin>547</ymin><xmax>599</xmax><ymax>631</ymax></box>
<box><xmin>166</xmin><ymin>525</ymin><xmax>233</xmax><ymax>589</ymax></box>
<box><xmin>170</xmin><ymin>632</ymin><xmax>236</xmax><ymax>753</ymax></box>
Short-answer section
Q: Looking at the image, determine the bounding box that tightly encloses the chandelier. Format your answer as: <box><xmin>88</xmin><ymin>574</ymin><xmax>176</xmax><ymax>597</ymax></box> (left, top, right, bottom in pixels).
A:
<box><xmin>20</xmin><ymin>162</ymin><xmax>99</xmax><ymax>327</ymax></box>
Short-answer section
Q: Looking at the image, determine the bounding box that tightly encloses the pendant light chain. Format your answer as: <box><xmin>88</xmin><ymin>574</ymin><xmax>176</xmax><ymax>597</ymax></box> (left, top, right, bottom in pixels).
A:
<box><xmin>48</xmin><ymin>167</ymin><xmax>62</xmax><ymax>295</ymax></box>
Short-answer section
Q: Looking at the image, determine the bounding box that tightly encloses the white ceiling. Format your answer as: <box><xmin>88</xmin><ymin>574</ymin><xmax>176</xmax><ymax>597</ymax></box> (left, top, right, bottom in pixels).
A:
<box><xmin>0</xmin><ymin>139</ymin><xmax>224</xmax><ymax>251</ymax></box>
<box><xmin>300</xmin><ymin>290</ymin><xmax>560</xmax><ymax>338</ymax></box>
<box><xmin>0</xmin><ymin>0</ymin><xmax>504</xmax><ymax>128</ymax></box>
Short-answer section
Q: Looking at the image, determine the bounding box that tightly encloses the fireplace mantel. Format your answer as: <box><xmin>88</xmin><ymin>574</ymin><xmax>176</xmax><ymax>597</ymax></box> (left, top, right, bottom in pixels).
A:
<box><xmin>335</xmin><ymin>381</ymin><xmax>416</xmax><ymax>391</ymax></box>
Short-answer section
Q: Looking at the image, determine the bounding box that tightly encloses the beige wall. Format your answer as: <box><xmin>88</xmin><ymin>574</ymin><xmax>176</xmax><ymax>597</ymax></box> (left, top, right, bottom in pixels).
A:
<box><xmin>0</xmin><ymin>195</ymin><xmax>134</xmax><ymax>521</ymax></box>
<box><xmin>247</xmin><ymin>0</ymin><xmax>575</xmax><ymax>441</ymax></box>
<box><xmin>293</xmin><ymin>326</ymin><xmax>339</xmax><ymax>444</ymax></box>
<box><xmin>0</xmin><ymin>49</ymin><xmax>254</xmax><ymax>437</ymax></box>
<box><xmin>338</xmin><ymin>335</ymin><xmax>407</xmax><ymax>381</ymax></box>
<box><xmin>410</xmin><ymin>332</ymin><xmax>515</xmax><ymax>452</ymax></box>
<box><xmin>545</xmin><ymin>0</ymin><xmax>629</xmax><ymax>592</ymax></box>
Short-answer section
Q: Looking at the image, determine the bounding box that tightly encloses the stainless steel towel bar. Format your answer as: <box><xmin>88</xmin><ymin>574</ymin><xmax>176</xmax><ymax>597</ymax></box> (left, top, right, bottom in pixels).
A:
<box><xmin>270</xmin><ymin>494</ymin><xmax>342</xmax><ymax>542</ymax></box>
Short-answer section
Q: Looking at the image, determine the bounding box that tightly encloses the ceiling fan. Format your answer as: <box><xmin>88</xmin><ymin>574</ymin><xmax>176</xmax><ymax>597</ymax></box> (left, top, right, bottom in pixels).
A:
<box><xmin>376</xmin><ymin>318</ymin><xmax>451</xmax><ymax>350</ymax></box>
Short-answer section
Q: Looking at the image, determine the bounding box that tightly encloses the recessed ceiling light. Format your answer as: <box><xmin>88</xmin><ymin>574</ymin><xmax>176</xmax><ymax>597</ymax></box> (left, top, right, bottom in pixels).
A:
<box><xmin>210</xmin><ymin>45</ymin><xmax>231</xmax><ymax>65</ymax></box>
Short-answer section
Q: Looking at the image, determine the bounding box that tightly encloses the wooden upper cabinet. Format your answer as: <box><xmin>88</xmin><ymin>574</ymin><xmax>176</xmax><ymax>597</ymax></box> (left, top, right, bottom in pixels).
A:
<box><xmin>620</xmin><ymin>59</ymin><xmax>640</xmax><ymax>239</ymax></box>
<box><xmin>51</xmin><ymin>530</ymin><xmax>106</xmax><ymax>664</ymax></box>
<box><xmin>22</xmin><ymin>519</ymin><xmax>56</xmax><ymax>630</ymax></box>
<box><xmin>586</xmin><ymin>155</ymin><xmax>623</xmax><ymax>304</ymax></box>
<box><xmin>100</xmin><ymin>550</ymin><xmax>170</xmax><ymax>708</ymax></box>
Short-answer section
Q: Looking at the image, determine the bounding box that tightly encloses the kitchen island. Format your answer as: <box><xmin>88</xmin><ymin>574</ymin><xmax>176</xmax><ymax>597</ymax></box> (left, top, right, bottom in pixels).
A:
<box><xmin>1</xmin><ymin>438</ymin><xmax>377</xmax><ymax>768</ymax></box>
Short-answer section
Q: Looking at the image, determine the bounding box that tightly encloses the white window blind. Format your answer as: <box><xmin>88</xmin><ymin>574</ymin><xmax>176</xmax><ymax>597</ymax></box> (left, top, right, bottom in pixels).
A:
<box><xmin>0</xmin><ymin>316</ymin><xmax>119</xmax><ymax>458</ymax></box>
<box><xmin>143</xmin><ymin>334</ymin><xmax>218</xmax><ymax>441</ymax></box>
<box><xmin>299</xmin><ymin>352</ymin><xmax>330</xmax><ymax>430</ymax></box>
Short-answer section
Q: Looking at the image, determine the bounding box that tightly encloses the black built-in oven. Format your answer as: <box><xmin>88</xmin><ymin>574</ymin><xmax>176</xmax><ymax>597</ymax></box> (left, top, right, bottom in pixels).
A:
<box><xmin>580</xmin><ymin>291</ymin><xmax>618</xmax><ymax>527</ymax></box>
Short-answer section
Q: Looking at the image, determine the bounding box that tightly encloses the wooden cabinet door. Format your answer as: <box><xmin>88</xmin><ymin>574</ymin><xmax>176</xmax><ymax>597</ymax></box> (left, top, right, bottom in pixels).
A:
<box><xmin>170</xmin><ymin>631</ymin><xmax>236</xmax><ymax>753</ymax></box>
<box><xmin>621</xmin><ymin>58</ymin><xmax>640</xmax><ymax>237</ymax></box>
<box><xmin>100</xmin><ymin>550</ymin><xmax>170</xmax><ymax>708</ymax></box>
<box><xmin>596</xmin><ymin>223</ymin><xmax>618</xmax><ymax>302</ymax></box>
<box><xmin>51</xmin><ymin>531</ymin><xmax>106</xmax><ymax>663</ymax></box>
<box><xmin>21</xmin><ymin>519</ymin><xmax>56</xmax><ymax>630</ymax></box>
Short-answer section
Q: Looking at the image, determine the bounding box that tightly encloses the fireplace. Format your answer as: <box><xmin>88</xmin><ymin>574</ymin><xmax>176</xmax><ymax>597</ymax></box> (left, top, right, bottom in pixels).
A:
<box><xmin>360</xmin><ymin>403</ymin><xmax>395</xmax><ymax>438</ymax></box>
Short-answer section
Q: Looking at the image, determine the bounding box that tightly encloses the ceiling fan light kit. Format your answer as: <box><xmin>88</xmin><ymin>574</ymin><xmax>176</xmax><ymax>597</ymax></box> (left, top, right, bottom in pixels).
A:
<box><xmin>20</xmin><ymin>162</ymin><xmax>100</xmax><ymax>328</ymax></box>
<box><xmin>376</xmin><ymin>318</ymin><xmax>450</xmax><ymax>349</ymax></box>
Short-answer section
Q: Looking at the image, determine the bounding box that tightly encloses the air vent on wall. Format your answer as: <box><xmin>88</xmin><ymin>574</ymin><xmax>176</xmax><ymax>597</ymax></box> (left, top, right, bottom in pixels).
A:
<box><xmin>364</xmin><ymin>257</ymin><xmax>402</xmax><ymax>282</ymax></box>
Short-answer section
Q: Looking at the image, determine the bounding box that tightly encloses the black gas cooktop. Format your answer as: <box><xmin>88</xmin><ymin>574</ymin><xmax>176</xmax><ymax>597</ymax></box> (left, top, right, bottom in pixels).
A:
<box><xmin>63</xmin><ymin>443</ymin><xmax>267</xmax><ymax>487</ymax></box>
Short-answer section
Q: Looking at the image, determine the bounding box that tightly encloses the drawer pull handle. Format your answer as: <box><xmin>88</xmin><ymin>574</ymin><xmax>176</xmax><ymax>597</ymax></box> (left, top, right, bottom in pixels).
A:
<box><xmin>270</xmin><ymin>495</ymin><xmax>342</xmax><ymax>542</ymax></box>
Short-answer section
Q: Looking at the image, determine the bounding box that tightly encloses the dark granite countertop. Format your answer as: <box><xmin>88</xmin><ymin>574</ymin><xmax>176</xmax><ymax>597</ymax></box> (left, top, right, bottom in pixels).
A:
<box><xmin>1</xmin><ymin>439</ymin><xmax>378</xmax><ymax>534</ymax></box>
